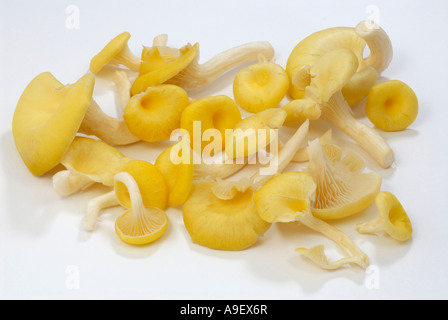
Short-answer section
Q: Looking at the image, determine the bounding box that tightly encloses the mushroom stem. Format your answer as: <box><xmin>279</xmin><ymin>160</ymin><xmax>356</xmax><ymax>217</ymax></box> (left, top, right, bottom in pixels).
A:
<box><xmin>321</xmin><ymin>90</ymin><xmax>394</xmax><ymax>168</ymax></box>
<box><xmin>153</xmin><ymin>34</ymin><xmax>168</xmax><ymax>46</ymax></box>
<box><xmin>110</xmin><ymin>45</ymin><xmax>141</xmax><ymax>72</ymax></box>
<box><xmin>113</xmin><ymin>71</ymin><xmax>132</xmax><ymax>112</ymax></box>
<box><xmin>193</xmin><ymin>160</ymin><xmax>247</xmax><ymax>180</ymax></box>
<box><xmin>53</xmin><ymin>170</ymin><xmax>95</xmax><ymax>196</ymax></box>
<box><xmin>295</xmin><ymin>208</ymin><xmax>369</xmax><ymax>269</ymax></box>
<box><xmin>84</xmin><ymin>191</ymin><xmax>120</xmax><ymax>232</ymax></box>
<box><xmin>211</xmin><ymin>119</ymin><xmax>309</xmax><ymax>199</ymax></box>
<box><xmin>114</xmin><ymin>172</ymin><xmax>147</xmax><ymax>227</ymax></box>
<box><xmin>356</xmin><ymin>20</ymin><xmax>393</xmax><ymax>74</ymax></box>
<box><xmin>79</xmin><ymin>99</ymin><xmax>140</xmax><ymax>146</ymax></box>
<box><xmin>356</xmin><ymin>216</ymin><xmax>384</xmax><ymax>234</ymax></box>
<box><xmin>169</xmin><ymin>41</ymin><xmax>275</xmax><ymax>89</ymax></box>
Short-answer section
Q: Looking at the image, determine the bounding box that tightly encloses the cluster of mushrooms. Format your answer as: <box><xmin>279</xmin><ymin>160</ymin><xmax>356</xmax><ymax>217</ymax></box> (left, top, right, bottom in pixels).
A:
<box><xmin>12</xmin><ymin>20</ymin><xmax>417</xmax><ymax>270</ymax></box>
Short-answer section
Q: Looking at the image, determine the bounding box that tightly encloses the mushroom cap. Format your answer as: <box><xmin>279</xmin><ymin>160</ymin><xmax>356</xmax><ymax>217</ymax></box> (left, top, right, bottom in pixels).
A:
<box><xmin>12</xmin><ymin>72</ymin><xmax>94</xmax><ymax>176</ymax></box>
<box><xmin>180</xmin><ymin>95</ymin><xmax>242</xmax><ymax>154</ymax></box>
<box><xmin>225</xmin><ymin>108</ymin><xmax>287</xmax><ymax>159</ymax></box>
<box><xmin>366</xmin><ymin>80</ymin><xmax>419</xmax><ymax>132</ymax></box>
<box><xmin>115</xmin><ymin>160</ymin><xmax>169</xmax><ymax>210</ymax></box>
<box><xmin>253</xmin><ymin>171</ymin><xmax>317</xmax><ymax>223</ymax></box>
<box><xmin>155</xmin><ymin>142</ymin><xmax>193</xmax><ymax>207</ymax></box>
<box><xmin>233</xmin><ymin>62</ymin><xmax>290</xmax><ymax>113</ymax></box>
<box><xmin>286</xmin><ymin>24</ymin><xmax>376</xmax><ymax>105</ymax></box>
<box><xmin>306</xmin><ymin>139</ymin><xmax>382</xmax><ymax>220</ymax></box>
<box><xmin>182</xmin><ymin>181</ymin><xmax>271</xmax><ymax>251</ymax></box>
<box><xmin>89</xmin><ymin>32</ymin><xmax>132</xmax><ymax>74</ymax></box>
<box><xmin>60</xmin><ymin>136</ymin><xmax>129</xmax><ymax>186</ymax></box>
<box><xmin>131</xmin><ymin>43</ymin><xmax>199</xmax><ymax>96</ymax></box>
<box><xmin>124</xmin><ymin>84</ymin><xmax>190</xmax><ymax>142</ymax></box>
<box><xmin>376</xmin><ymin>191</ymin><xmax>413</xmax><ymax>241</ymax></box>
<box><xmin>297</xmin><ymin>48</ymin><xmax>359</xmax><ymax>104</ymax></box>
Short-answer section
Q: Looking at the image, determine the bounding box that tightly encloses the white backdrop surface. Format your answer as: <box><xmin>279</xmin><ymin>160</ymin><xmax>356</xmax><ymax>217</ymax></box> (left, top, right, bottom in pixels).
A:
<box><xmin>0</xmin><ymin>0</ymin><xmax>447</xmax><ymax>300</ymax></box>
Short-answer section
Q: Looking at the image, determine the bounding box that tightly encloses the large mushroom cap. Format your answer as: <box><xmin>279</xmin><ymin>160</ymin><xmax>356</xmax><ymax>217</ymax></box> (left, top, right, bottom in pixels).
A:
<box><xmin>183</xmin><ymin>181</ymin><xmax>271</xmax><ymax>251</ymax></box>
<box><xmin>12</xmin><ymin>72</ymin><xmax>95</xmax><ymax>176</ymax></box>
<box><xmin>286</xmin><ymin>21</ymin><xmax>392</xmax><ymax>105</ymax></box>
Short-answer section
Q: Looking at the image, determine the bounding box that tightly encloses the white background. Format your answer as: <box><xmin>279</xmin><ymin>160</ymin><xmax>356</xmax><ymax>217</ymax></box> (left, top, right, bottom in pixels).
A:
<box><xmin>1</xmin><ymin>0</ymin><xmax>447</xmax><ymax>300</ymax></box>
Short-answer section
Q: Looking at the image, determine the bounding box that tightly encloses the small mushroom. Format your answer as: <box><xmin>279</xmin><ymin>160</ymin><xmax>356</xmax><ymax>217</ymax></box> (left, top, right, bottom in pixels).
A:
<box><xmin>50</xmin><ymin>136</ymin><xmax>168</xmax><ymax>231</ymax></box>
<box><xmin>114</xmin><ymin>172</ymin><xmax>169</xmax><ymax>245</ymax></box>
<box><xmin>180</xmin><ymin>95</ymin><xmax>242</xmax><ymax>154</ymax></box>
<box><xmin>233</xmin><ymin>55</ymin><xmax>289</xmax><ymax>113</ymax></box>
<box><xmin>83</xmin><ymin>159</ymin><xmax>168</xmax><ymax>232</ymax></box>
<box><xmin>89</xmin><ymin>32</ymin><xmax>141</xmax><ymax>74</ymax></box>
<box><xmin>123</xmin><ymin>84</ymin><xmax>190</xmax><ymax>142</ymax></box>
<box><xmin>12</xmin><ymin>72</ymin><xmax>94</xmax><ymax>176</ymax></box>
<box><xmin>283</xmin><ymin>48</ymin><xmax>394</xmax><ymax>168</ymax></box>
<box><xmin>357</xmin><ymin>191</ymin><xmax>413</xmax><ymax>242</ymax></box>
<box><xmin>253</xmin><ymin>171</ymin><xmax>369</xmax><ymax>270</ymax></box>
<box><xmin>131</xmin><ymin>42</ymin><xmax>199</xmax><ymax>95</ymax></box>
<box><xmin>365</xmin><ymin>80</ymin><xmax>419</xmax><ymax>132</ymax></box>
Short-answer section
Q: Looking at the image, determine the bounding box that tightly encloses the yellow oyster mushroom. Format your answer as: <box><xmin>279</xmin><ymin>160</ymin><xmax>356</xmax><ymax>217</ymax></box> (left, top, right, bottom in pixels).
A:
<box><xmin>253</xmin><ymin>171</ymin><xmax>369</xmax><ymax>270</ymax></box>
<box><xmin>132</xmin><ymin>35</ymin><xmax>275</xmax><ymax>94</ymax></box>
<box><xmin>83</xmin><ymin>158</ymin><xmax>169</xmax><ymax>232</ymax></box>
<box><xmin>283</xmin><ymin>48</ymin><xmax>394</xmax><ymax>168</ymax></box>
<box><xmin>286</xmin><ymin>20</ymin><xmax>392</xmax><ymax>106</ymax></box>
<box><xmin>233</xmin><ymin>57</ymin><xmax>289</xmax><ymax>113</ymax></box>
<box><xmin>115</xmin><ymin>160</ymin><xmax>169</xmax><ymax>211</ymax></box>
<box><xmin>225</xmin><ymin>108</ymin><xmax>287</xmax><ymax>159</ymax></box>
<box><xmin>90</xmin><ymin>32</ymin><xmax>141</xmax><ymax>74</ymax></box>
<box><xmin>114</xmin><ymin>172</ymin><xmax>169</xmax><ymax>246</ymax></box>
<box><xmin>12</xmin><ymin>72</ymin><xmax>94</xmax><ymax>176</ymax></box>
<box><xmin>16</xmin><ymin>72</ymin><xmax>139</xmax><ymax>147</ymax></box>
<box><xmin>49</xmin><ymin>136</ymin><xmax>168</xmax><ymax>231</ymax></box>
<box><xmin>180</xmin><ymin>95</ymin><xmax>242</xmax><ymax>154</ymax></box>
<box><xmin>155</xmin><ymin>142</ymin><xmax>193</xmax><ymax>207</ymax></box>
<box><xmin>124</xmin><ymin>84</ymin><xmax>190</xmax><ymax>142</ymax></box>
<box><xmin>167</xmin><ymin>40</ymin><xmax>275</xmax><ymax>90</ymax></box>
<box><xmin>366</xmin><ymin>80</ymin><xmax>419</xmax><ymax>132</ymax></box>
<box><xmin>182</xmin><ymin>181</ymin><xmax>271</xmax><ymax>251</ymax></box>
<box><xmin>131</xmin><ymin>42</ymin><xmax>199</xmax><ymax>96</ymax></box>
<box><xmin>306</xmin><ymin>139</ymin><xmax>382</xmax><ymax>221</ymax></box>
<box><xmin>357</xmin><ymin>191</ymin><xmax>413</xmax><ymax>242</ymax></box>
